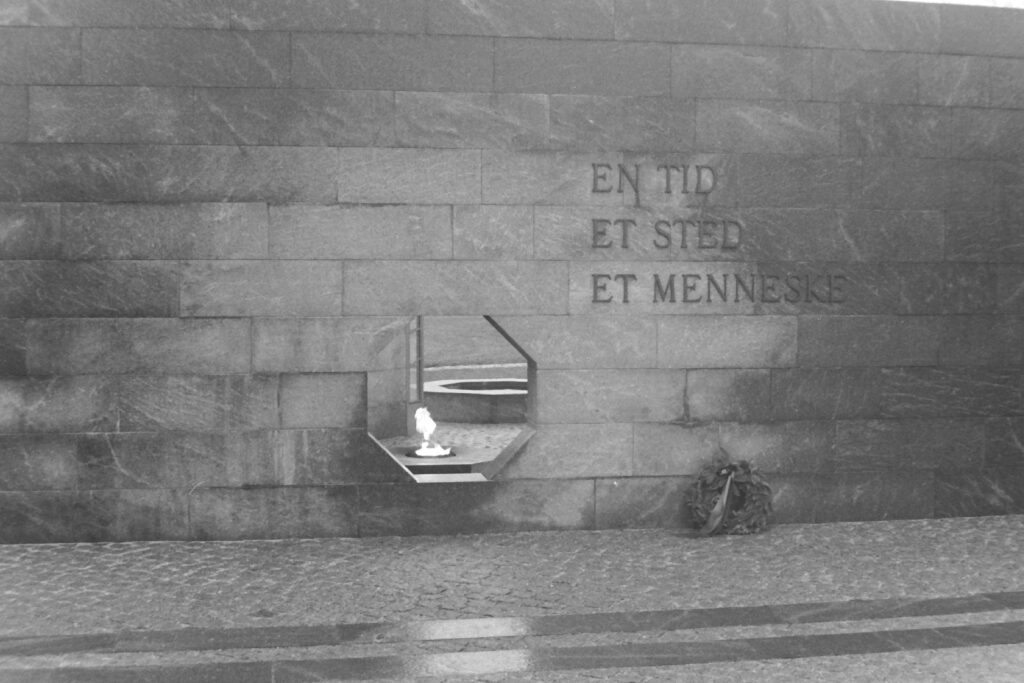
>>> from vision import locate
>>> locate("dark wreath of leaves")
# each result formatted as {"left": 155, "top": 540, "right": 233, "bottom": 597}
{"left": 688, "top": 452, "right": 772, "bottom": 536}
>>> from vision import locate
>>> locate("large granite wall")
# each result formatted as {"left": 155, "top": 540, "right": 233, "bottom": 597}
{"left": 1, "top": 0, "right": 1023, "bottom": 541}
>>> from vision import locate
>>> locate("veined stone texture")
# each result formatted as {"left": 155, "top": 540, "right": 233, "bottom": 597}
{"left": 3, "top": 0, "right": 1024, "bottom": 541}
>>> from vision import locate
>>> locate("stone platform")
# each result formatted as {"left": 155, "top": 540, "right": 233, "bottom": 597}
{"left": 1, "top": 515, "right": 1023, "bottom": 680}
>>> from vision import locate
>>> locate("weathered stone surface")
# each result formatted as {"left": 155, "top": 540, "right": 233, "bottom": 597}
{"left": 947, "top": 160, "right": 1001, "bottom": 211}
{"left": 483, "top": 151, "right": 632, "bottom": 206}
{"left": 195, "top": 88, "right": 395, "bottom": 147}
{"left": 813, "top": 50, "right": 920, "bottom": 104}
{"left": 672, "top": 46, "right": 811, "bottom": 100}
{"left": 357, "top": 479, "right": 595, "bottom": 536}
{"left": 231, "top": 0, "right": 423, "bottom": 32}
{"left": 697, "top": 100, "right": 839, "bottom": 155}
{"left": 998, "top": 265, "right": 1024, "bottom": 313}
{"left": 719, "top": 421, "right": 833, "bottom": 473}
{"left": 940, "top": 4, "right": 1024, "bottom": 58}
{"left": 29, "top": 0, "right": 231, "bottom": 27}
{"left": 453, "top": 205, "right": 534, "bottom": 260}
{"left": 732, "top": 155, "right": 853, "bottom": 208}
{"left": 489, "top": 315, "right": 657, "bottom": 369}
{"left": 787, "top": 0, "right": 940, "bottom": 51}
{"left": 26, "top": 318, "right": 251, "bottom": 375}
{"left": 337, "top": 148, "right": 480, "bottom": 204}
{"left": 292, "top": 34, "right": 492, "bottom": 91}
{"left": 0, "top": 435, "right": 77, "bottom": 490}
{"left": 918, "top": 55, "right": 990, "bottom": 107}
{"left": 536, "top": 369, "right": 686, "bottom": 424}
{"left": 396, "top": 92, "right": 548, "bottom": 150}
{"left": 615, "top": 0, "right": 786, "bottom": 46}
{"left": 344, "top": 261, "right": 568, "bottom": 315}
{"left": 279, "top": 373, "right": 366, "bottom": 430}
{"left": 632, "top": 422, "right": 717, "bottom": 476}
{"left": 935, "top": 466, "right": 1024, "bottom": 517}
{"left": 82, "top": 29, "right": 288, "bottom": 87}
{"left": 877, "top": 367, "right": 1023, "bottom": 419}
{"left": 264, "top": 429, "right": 407, "bottom": 485}
{"left": 190, "top": 486, "right": 358, "bottom": 541}
{"left": 687, "top": 369, "right": 771, "bottom": 422}
{"left": 771, "top": 368, "right": 883, "bottom": 420}
{"left": 0, "top": 202, "right": 60, "bottom": 258}
{"left": 836, "top": 210, "right": 944, "bottom": 262}
{"left": 854, "top": 158, "right": 949, "bottom": 209}
{"left": 834, "top": 418, "right": 985, "bottom": 472}
{"left": 812, "top": 472, "right": 934, "bottom": 522}
{"left": 840, "top": 104, "right": 950, "bottom": 158}
{"left": 0, "top": 2, "right": 28, "bottom": 25}
{"left": 940, "top": 316, "right": 1024, "bottom": 366}
{"left": 0, "top": 27, "right": 80, "bottom": 84}
{"left": 181, "top": 260, "right": 343, "bottom": 317}
{"left": 0, "top": 319, "right": 25, "bottom": 376}
{"left": 797, "top": 316, "right": 942, "bottom": 367}
{"left": 985, "top": 418, "right": 1024, "bottom": 467}
{"left": 951, "top": 109, "right": 1024, "bottom": 160}
{"left": 594, "top": 477, "right": 691, "bottom": 529}
{"left": 30, "top": 86, "right": 198, "bottom": 144}
{"left": 945, "top": 211, "right": 1011, "bottom": 263}
{"left": 500, "top": 423, "right": 633, "bottom": 479}
{"left": 0, "top": 86, "right": 26, "bottom": 141}
{"left": 0, "top": 376, "right": 117, "bottom": 434}
{"left": 495, "top": 39, "right": 670, "bottom": 96}
{"left": 62, "top": 203, "right": 267, "bottom": 260}
{"left": 116, "top": 375, "right": 278, "bottom": 432}
{"left": 424, "top": 315, "right": 525, "bottom": 366}
{"left": 253, "top": 317, "right": 409, "bottom": 373}
{"left": 549, "top": 96, "right": 696, "bottom": 152}
{"left": 269, "top": 205, "right": 450, "bottom": 260}
{"left": 0, "top": 260, "right": 179, "bottom": 317}
{"left": 656, "top": 316, "right": 796, "bottom": 368}
{"left": 991, "top": 58, "right": 1024, "bottom": 109}
{"left": 428, "top": 0, "right": 612, "bottom": 39}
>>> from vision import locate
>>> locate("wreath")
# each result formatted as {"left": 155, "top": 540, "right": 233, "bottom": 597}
{"left": 688, "top": 451, "right": 772, "bottom": 536}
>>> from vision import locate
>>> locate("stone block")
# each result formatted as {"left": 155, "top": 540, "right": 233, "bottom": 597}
{"left": 26, "top": 318, "right": 251, "bottom": 375}
{"left": 985, "top": 418, "right": 1024, "bottom": 467}
{"left": 279, "top": 373, "right": 366, "bottom": 429}
{"left": 0, "top": 144, "right": 338, "bottom": 203}
{"left": 0, "top": 319, "right": 25, "bottom": 376}
{"left": 253, "top": 317, "right": 409, "bottom": 373}
{"left": 814, "top": 472, "right": 934, "bottom": 522}
{"left": 771, "top": 368, "right": 884, "bottom": 420}
{"left": 999, "top": 265, "right": 1024, "bottom": 313}
{"left": 657, "top": 316, "right": 796, "bottom": 368}
{"left": 1, "top": 376, "right": 117, "bottom": 433}
{"left": 632, "top": 422, "right": 718, "bottom": 476}
{"left": 189, "top": 486, "right": 358, "bottom": 541}
{"left": 719, "top": 421, "right": 833, "bottom": 473}
{"left": 672, "top": 46, "right": 812, "bottom": 100}
{"left": 548, "top": 96, "right": 696, "bottom": 152}
{"left": 344, "top": 261, "right": 569, "bottom": 316}
{"left": 614, "top": 0, "right": 786, "bottom": 46}
{"left": 837, "top": 210, "right": 944, "bottom": 262}
{"left": 946, "top": 160, "right": 1000, "bottom": 211}
{"left": 944, "top": 211, "right": 1008, "bottom": 263}
{"left": 396, "top": 92, "right": 548, "bottom": 150}
{"left": 940, "top": 4, "right": 1024, "bottom": 58}
{"left": 337, "top": 148, "right": 481, "bottom": 204}
{"left": 427, "top": 0, "right": 613, "bottom": 38}
{"left": 840, "top": 104, "right": 950, "bottom": 158}
{"left": 0, "top": 27, "right": 80, "bottom": 84}
{"left": 787, "top": 0, "right": 940, "bottom": 51}
{"left": 263, "top": 429, "right": 408, "bottom": 485}
{"left": 797, "top": 316, "right": 942, "bottom": 367}
{"left": 0, "top": 3, "right": 27, "bottom": 25}
{"left": 835, "top": 418, "right": 985, "bottom": 472}
{"left": 940, "top": 316, "right": 1024, "bottom": 366}
{"left": 483, "top": 151, "right": 633, "bottom": 206}
{"left": 230, "top": 0, "right": 424, "bottom": 32}
{"left": 82, "top": 29, "right": 289, "bottom": 87}
{"left": 918, "top": 55, "right": 990, "bottom": 107}
{"left": 732, "top": 155, "right": 853, "bottom": 208}
{"left": 536, "top": 369, "right": 686, "bottom": 424}
{"left": 195, "top": 88, "right": 395, "bottom": 147}
{"left": 0, "top": 202, "right": 60, "bottom": 258}
{"left": 812, "top": 50, "right": 920, "bottom": 104}
{"left": 687, "top": 369, "right": 771, "bottom": 422}
{"left": 357, "top": 479, "right": 595, "bottom": 536}
{"left": 991, "top": 58, "right": 1024, "bottom": 109}
{"left": 498, "top": 423, "right": 633, "bottom": 478}
{"left": 595, "top": 477, "right": 692, "bottom": 529}
{"left": 854, "top": 158, "right": 949, "bottom": 209}
{"left": 181, "top": 260, "right": 342, "bottom": 317}
{"left": 0, "top": 86, "right": 26, "bottom": 141}
{"left": 453, "top": 205, "right": 534, "bottom": 260}
{"left": 951, "top": 109, "right": 1024, "bottom": 160}
{"left": 495, "top": 39, "right": 670, "bottom": 96}
{"left": 0, "top": 489, "right": 189, "bottom": 542}
{"left": 292, "top": 34, "right": 492, "bottom": 91}
{"left": 61, "top": 202, "right": 268, "bottom": 260}
{"left": 0, "top": 435, "right": 77, "bottom": 490}
{"left": 423, "top": 315, "right": 529, "bottom": 366}
{"left": 488, "top": 315, "right": 657, "bottom": 369}
{"left": 29, "top": 0, "right": 231, "bottom": 28}
{"left": 116, "top": 375, "right": 278, "bottom": 432}
{"left": 697, "top": 100, "right": 839, "bottom": 155}
{"left": 935, "top": 466, "right": 1024, "bottom": 517}
{"left": 0, "top": 260, "right": 179, "bottom": 317}
{"left": 877, "top": 367, "right": 1023, "bottom": 419}
{"left": 269, "top": 205, "right": 451, "bottom": 260}
{"left": 29, "top": 86, "right": 198, "bottom": 144}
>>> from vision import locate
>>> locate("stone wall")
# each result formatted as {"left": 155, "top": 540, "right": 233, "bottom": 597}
{"left": 1, "top": 0, "right": 1023, "bottom": 541}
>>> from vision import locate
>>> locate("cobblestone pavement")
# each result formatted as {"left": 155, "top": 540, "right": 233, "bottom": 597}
{"left": 1, "top": 516, "right": 1024, "bottom": 680}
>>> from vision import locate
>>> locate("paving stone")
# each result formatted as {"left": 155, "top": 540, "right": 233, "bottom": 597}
{"left": 427, "top": 0, "right": 613, "bottom": 39}
{"left": 0, "top": 27, "right": 80, "bottom": 84}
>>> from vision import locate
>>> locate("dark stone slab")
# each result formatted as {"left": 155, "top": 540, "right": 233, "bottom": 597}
{"left": 489, "top": 315, "right": 657, "bottom": 369}
{"left": 732, "top": 155, "right": 854, "bottom": 208}
{"left": 935, "top": 465, "right": 1024, "bottom": 516}
{"left": 944, "top": 211, "right": 1011, "bottom": 263}
{"left": 2, "top": 376, "right": 118, "bottom": 434}
{"left": 82, "top": 28, "right": 288, "bottom": 87}
{"left": 836, "top": 210, "right": 944, "bottom": 261}
{"left": 947, "top": 160, "right": 1002, "bottom": 211}
{"left": 951, "top": 108, "right": 1024, "bottom": 160}
{"left": 813, "top": 50, "right": 920, "bottom": 104}
{"left": 855, "top": 158, "right": 949, "bottom": 209}
{"left": 688, "top": 369, "right": 771, "bottom": 422}
{"left": 919, "top": 55, "right": 990, "bottom": 107}
{"left": 999, "top": 265, "right": 1024, "bottom": 312}
{"left": 771, "top": 368, "right": 884, "bottom": 421}
{"left": 359, "top": 479, "right": 595, "bottom": 536}
{"left": 495, "top": 39, "right": 670, "bottom": 96}
{"left": 631, "top": 422, "right": 718, "bottom": 477}
{"left": 189, "top": 486, "right": 359, "bottom": 540}
{"left": 483, "top": 151, "right": 634, "bottom": 206}
{"left": 615, "top": 0, "right": 787, "bottom": 46}
{"left": 337, "top": 148, "right": 481, "bottom": 204}
{"left": 262, "top": 429, "right": 408, "bottom": 485}
{"left": 29, "top": 0, "right": 231, "bottom": 28}
{"left": 672, "top": 46, "right": 812, "bottom": 100}
{"left": 940, "top": 316, "right": 1024, "bottom": 366}
{"left": 0, "top": 3, "right": 27, "bottom": 25}
{"left": 941, "top": 4, "right": 1024, "bottom": 58}
{"left": 0, "top": 27, "right": 80, "bottom": 84}
{"left": 991, "top": 58, "right": 1024, "bottom": 109}
{"left": 292, "top": 34, "right": 492, "bottom": 91}
{"left": 548, "top": 95, "right": 696, "bottom": 152}
{"left": 454, "top": 205, "right": 534, "bottom": 260}
{"left": 985, "top": 418, "right": 1024, "bottom": 467}
{"left": 115, "top": 375, "right": 278, "bottom": 432}
{"left": 0, "top": 435, "right": 77, "bottom": 490}
{"left": 799, "top": 472, "right": 933, "bottom": 522}
{"left": 595, "top": 477, "right": 692, "bottom": 529}
{"left": 0, "top": 86, "right": 27, "bottom": 141}
{"left": 279, "top": 373, "right": 366, "bottom": 430}
{"left": 787, "top": 0, "right": 940, "bottom": 51}
{"left": 798, "top": 315, "right": 941, "bottom": 367}
{"left": 698, "top": 100, "right": 839, "bottom": 155}
{"left": 499, "top": 423, "right": 633, "bottom": 479}
{"left": 0, "top": 318, "right": 26, "bottom": 376}
{"left": 427, "top": 0, "right": 612, "bottom": 39}
{"left": 834, "top": 419, "right": 985, "bottom": 471}
{"left": 536, "top": 369, "right": 686, "bottom": 424}
{"left": 719, "top": 421, "right": 834, "bottom": 473}
{"left": 840, "top": 103, "right": 950, "bottom": 158}
{"left": 657, "top": 316, "right": 796, "bottom": 368}
{"left": 253, "top": 317, "right": 408, "bottom": 373}
{"left": 396, "top": 92, "right": 548, "bottom": 150}
{"left": 181, "top": 260, "right": 343, "bottom": 318}
{"left": 231, "top": 0, "right": 424, "bottom": 32}
{"left": 878, "top": 367, "right": 1023, "bottom": 419}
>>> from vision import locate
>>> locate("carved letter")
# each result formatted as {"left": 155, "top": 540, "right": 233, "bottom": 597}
{"left": 653, "top": 220, "right": 672, "bottom": 249}
{"left": 592, "top": 163, "right": 613, "bottom": 193}
{"left": 734, "top": 274, "right": 756, "bottom": 303}
{"left": 761, "top": 274, "right": 781, "bottom": 303}
{"left": 682, "top": 274, "right": 702, "bottom": 303}
{"left": 657, "top": 165, "right": 680, "bottom": 194}
{"left": 698, "top": 221, "right": 719, "bottom": 249}
{"left": 722, "top": 220, "right": 742, "bottom": 249}
{"left": 784, "top": 275, "right": 803, "bottom": 303}
{"left": 614, "top": 218, "right": 636, "bottom": 249}
{"left": 592, "top": 219, "right": 612, "bottom": 248}
{"left": 592, "top": 274, "right": 613, "bottom": 303}
{"left": 653, "top": 274, "right": 676, "bottom": 303}
{"left": 695, "top": 165, "right": 717, "bottom": 195}
{"left": 614, "top": 273, "right": 639, "bottom": 303}
{"left": 829, "top": 274, "right": 848, "bottom": 304}
{"left": 618, "top": 164, "right": 640, "bottom": 204}
{"left": 707, "top": 273, "right": 728, "bottom": 303}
